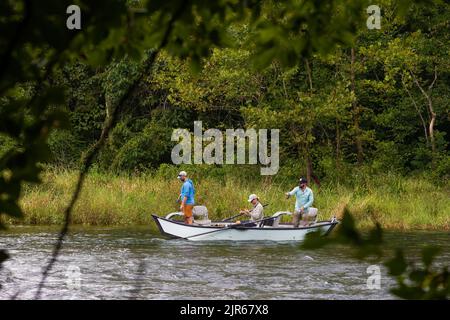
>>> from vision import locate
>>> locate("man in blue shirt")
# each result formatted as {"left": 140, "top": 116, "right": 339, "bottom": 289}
{"left": 178, "top": 171, "right": 195, "bottom": 224}
{"left": 285, "top": 177, "right": 314, "bottom": 227}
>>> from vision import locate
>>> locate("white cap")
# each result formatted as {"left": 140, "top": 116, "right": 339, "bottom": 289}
{"left": 248, "top": 194, "right": 258, "bottom": 202}
{"left": 177, "top": 171, "right": 187, "bottom": 179}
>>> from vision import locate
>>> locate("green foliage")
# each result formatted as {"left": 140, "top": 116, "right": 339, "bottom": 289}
{"left": 249, "top": 0, "right": 367, "bottom": 69}
{"left": 385, "top": 247, "right": 449, "bottom": 299}
{"left": 110, "top": 121, "right": 172, "bottom": 172}
{"left": 56, "top": 62, "right": 106, "bottom": 143}
{"left": 0, "top": 0, "right": 161, "bottom": 270}
{"left": 0, "top": 134, "right": 17, "bottom": 159}
{"left": 302, "top": 207, "right": 384, "bottom": 258}
{"left": 47, "top": 129, "right": 85, "bottom": 167}
{"left": 0, "top": 0, "right": 255, "bottom": 231}
{"left": 20, "top": 0, "right": 448, "bottom": 184}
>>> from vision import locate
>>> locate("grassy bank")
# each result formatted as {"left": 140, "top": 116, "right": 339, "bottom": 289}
{"left": 3, "top": 168, "right": 449, "bottom": 230}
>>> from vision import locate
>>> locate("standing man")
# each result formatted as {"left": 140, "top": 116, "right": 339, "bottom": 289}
{"left": 177, "top": 171, "right": 195, "bottom": 225}
{"left": 285, "top": 177, "right": 314, "bottom": 227}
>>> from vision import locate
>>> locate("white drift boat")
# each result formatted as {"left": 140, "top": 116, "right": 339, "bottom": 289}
{"left": 152, "top": 206, "right": 338, "bottom": 242}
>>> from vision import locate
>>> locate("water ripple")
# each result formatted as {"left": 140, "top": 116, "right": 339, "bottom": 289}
{"left": 0, "top": 227, "right": 448, "bottom": 299}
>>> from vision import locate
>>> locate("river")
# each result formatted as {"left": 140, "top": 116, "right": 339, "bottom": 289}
{"left": 0, "top": 226, "right": 448, "bottom": 300}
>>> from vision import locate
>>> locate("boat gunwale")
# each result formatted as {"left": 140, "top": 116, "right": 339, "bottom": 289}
{"left": 151, "top": 214, "right": 338, "bottom": 231}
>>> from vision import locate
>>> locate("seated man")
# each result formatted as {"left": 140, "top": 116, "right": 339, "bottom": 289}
{"left": 239, "top": 194, "right": 264, "bottom": 225}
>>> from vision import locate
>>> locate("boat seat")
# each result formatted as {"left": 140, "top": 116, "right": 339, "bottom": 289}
{"left": 270, "top": 211, "right": 291, "bottom": 227}
{"left": 296, "top": 208, "right": 318, "bottom": 226}
{"left": 305, "top": 207, "right": 318, "bottom": 223}
{"left": 193, "top": 205, "right": 211, "bottom": 225}
{"left": 193, "top": 205, "right": 208, "bottom": 219}
{"left": 271, "top": 216, "right": 281, "bottom": 227}
{"left": 193, "top": 219, "right": 212, "bottom": 226}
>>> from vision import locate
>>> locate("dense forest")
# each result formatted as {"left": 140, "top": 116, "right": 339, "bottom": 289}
{"left": 38, "top": 3, "right": 450, "bottom": 183}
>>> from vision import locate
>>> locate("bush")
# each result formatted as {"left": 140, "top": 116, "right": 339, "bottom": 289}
{"left": 47, "top": 130, "right": 85, "bottom": 167}
{"left": 110, "top": 121, "right": 172, "bottom": 172}
{"left": 371, "top": 141, "right": 406, "bottom": 173}
{"left": 0, "top": 134, "right": 17, "bottom": 158}
{"left": 434, "top": 154, "right": 450, "bottom": 182}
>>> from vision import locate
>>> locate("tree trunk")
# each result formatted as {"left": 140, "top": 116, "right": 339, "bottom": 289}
{"left": 305, "top": 58, "right": 313, "bottom": 92}
{"left": 402, "top": 79, "right": 429, "bottom": 146}
{"left": 429, "top": 113, "right": 436, "bottom": 157}
{"left": 411, "top": 69, "right": 437, "bottom": 168}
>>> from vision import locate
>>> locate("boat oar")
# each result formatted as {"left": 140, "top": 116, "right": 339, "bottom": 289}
{"left": 181, "top": 216, "right": 276, "bottom": 240}
{"left": 220, "top": 203, "right": 270, "bottom": 222}
{"left": 220, "top": 212, "right": 245, "bottom": 222}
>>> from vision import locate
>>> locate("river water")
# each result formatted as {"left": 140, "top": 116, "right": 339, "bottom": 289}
{"left": 0, "top": 226, "right": 448, "bottom": 300}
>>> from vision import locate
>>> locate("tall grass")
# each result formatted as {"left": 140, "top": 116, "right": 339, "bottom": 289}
{"left": 3, "top": 168, "right": 449, "bottom": 230}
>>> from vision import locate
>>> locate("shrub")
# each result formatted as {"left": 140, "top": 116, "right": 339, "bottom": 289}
{"left": 110, "top": 122, "right": 172, "bottom": 172}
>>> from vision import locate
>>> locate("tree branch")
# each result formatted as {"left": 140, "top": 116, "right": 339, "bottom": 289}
{"left": 34, "top": 2, "right": 188, "bottom": 299}
{"left": 428, "top": 66, "right": 438, "bottom": 91}
{"left": 409, "top": 70, "right": 437, "bottom": 161}
{"left": 401, "top": 78, "right": 429, "bottom": 146}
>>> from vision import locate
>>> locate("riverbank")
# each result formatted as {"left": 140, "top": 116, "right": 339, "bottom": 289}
{"left": 2, "top": 168, "right": 449, "bottom": 230}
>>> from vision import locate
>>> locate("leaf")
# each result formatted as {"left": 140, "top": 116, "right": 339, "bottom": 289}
{"left": 422, "top": 246, "right": 441, "bottom": 269}
{"left": 409, "top": 270, "right": 428, "bottom": 283}
{"left": 0, "top": 249, "right": 9, "bottom": 266}
{"left": 338, "top": 208, "right": 362, "bottom": 245}
{"left": 391, "top": 284, "right": 425, "bottom": 300}
{"left": 0, "top": 199, "right": 23, "bottom": 218}
{"left": 301, "top": 229, "right": 329, "bottom": 249}
{"left": 385, "top": 249, "right": 408, "bottom": 276}
{"left": 367, "top": 222, "right": 383, "bottom": 245}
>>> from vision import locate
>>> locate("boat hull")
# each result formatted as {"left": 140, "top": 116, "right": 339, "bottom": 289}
{"left": 152, "top": 215, "right": 338, "bottom": 242}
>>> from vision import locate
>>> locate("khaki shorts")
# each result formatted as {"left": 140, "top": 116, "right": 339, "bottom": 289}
{"left": 293, "top": 209, "right": 316, "bottom": 227}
